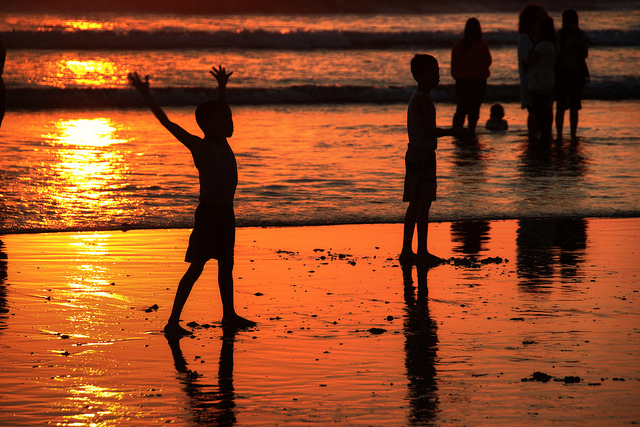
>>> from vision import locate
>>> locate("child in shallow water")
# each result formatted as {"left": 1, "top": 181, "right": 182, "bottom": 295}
{"left": 485, "top": 103, "right": 509, "bottom": 131}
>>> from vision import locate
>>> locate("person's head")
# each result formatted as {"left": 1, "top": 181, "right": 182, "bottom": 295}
{"left": 518, "top": 3, "right": 546, "bottom": 35}
{"left": 562, "top": 9, "right": 579, "bottom": 29}
{"left": 196, "top": 100, "right": 233, "bottom": 138}
{"left": 411, "top": 54, "right": 439, "bottom": 88}
{"left": 464, "top": 18, "right": 482, "bottom": 42}
{"left": 490, "top": 103, "right": 505, "bottom": 119}
{"left": 538, "top": 15, "right": 556, "bottom": 42}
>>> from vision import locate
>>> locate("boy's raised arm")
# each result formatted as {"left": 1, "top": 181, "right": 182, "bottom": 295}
{"left": 209, "top": 65, "right": 233, "bottom": 104}
{"left": 128, "top": 72, "right": 196, "bottom": 146}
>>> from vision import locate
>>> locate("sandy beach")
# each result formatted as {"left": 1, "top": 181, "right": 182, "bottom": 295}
{"left": 0, "top": 217, "right": 638, "bottom": 426}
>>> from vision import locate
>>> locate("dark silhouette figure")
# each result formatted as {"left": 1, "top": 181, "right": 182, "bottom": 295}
{"left": 450, "top": 17, "right": 492, "bottom": 137}
{"left": 166, "top": 332, "right": 237, "bottom": 426}
{"left": 450, "top": 220, "right": 491, "bottom": 255}
{"left": 555, "top": 9, "right": 590, "bottom": 141}
{"left": 0, "top": 40, "right": 6, "bottom": 128}
{"left": 402, "top": 263, "right": 438, "bottom": 425}
{"left": 128, "top": 66, "right": 255, "bottom": 336}
{"left": 485, "top": 104, "right": 508, "bottom": 131}
{"left": 518, "top": 4, "right": 547, "bottom": 139}
{"left": 525, "top": 15, "right": 557, "bottom": 144}
{"left": 515, "top": 218, "right": 587, "bottom": 293}
{"left": 400, "top": 54, "right": 470, "bottom": 267}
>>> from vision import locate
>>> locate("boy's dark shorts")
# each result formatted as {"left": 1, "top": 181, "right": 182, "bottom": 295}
{"left": 403, "top": 146, "right": 437, "bottom": 202}
{"left": 185, "top": 201, "right": 235, "bottom": 263}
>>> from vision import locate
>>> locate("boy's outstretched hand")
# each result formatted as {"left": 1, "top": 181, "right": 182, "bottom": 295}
{"left": 128, "top": 72, "right": 150, "bottom": 93}
{"left": 209, "top": 65, "right": 233, "bottom": 87}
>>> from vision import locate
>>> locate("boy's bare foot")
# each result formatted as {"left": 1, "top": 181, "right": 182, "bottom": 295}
{"left": 222, "top": 314, "right": 256, "bottom": 331}
{"left": 399, "top": 251, "right": 417, "bottom": 265}
{"left": 416, "top": 252, "right": 445, "bottom": 267}
{"left": 163, "top": 322, "right": 193, "bottom": 337}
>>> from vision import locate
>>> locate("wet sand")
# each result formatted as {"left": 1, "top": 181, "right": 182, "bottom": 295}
{"left": 0, "top": 218, "right": 638, "bottom": 426}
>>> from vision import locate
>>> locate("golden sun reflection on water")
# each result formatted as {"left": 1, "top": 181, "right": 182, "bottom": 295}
{"left": 41, "top": 118, "right": 132, "bottom": 229}
{"left": 64, "top": 60, "right": 118, "bottom": 87}
{"left": 66, "top": 234, "right": 131, "bottom": 303}
{"left": 46, "top": 118, "right": 127, "bottom": 148}
{"left": 43, "top": 58, "right": 120, "bottom": 88}
{"left": 64, "top": 20, "right": 114, "bottom": 31}
{"left": 63, "top": 383, "right": 132, "bottom": 426}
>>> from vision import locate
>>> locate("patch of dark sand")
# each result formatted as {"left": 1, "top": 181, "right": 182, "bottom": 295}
{"left": 521, "top": 372, "right": 583, "bottom": 384}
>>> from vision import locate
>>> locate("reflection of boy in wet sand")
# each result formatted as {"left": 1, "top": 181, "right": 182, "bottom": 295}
{"left": 400, "top": 54, "right": 469, "bottom": 266}
{"left": 128, "top": 66, "right": 255, "bottom": 335}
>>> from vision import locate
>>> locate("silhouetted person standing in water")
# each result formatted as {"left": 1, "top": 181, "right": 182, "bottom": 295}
{"left": 526, "top": 16, "right": 557, "bottom": 144}
{"left": 400, "top": 54, "right": 469, "bottom": 266}
{"left": 0, "top": 40, "right": 6, "bottom": 128}
{"left": 555, "top": 9, "right": 589, "bottom": 141}
{"left": 518, "top": 3, "right": 547, "bottom": 139}
{"left": 128, "top": 66, "right": 255, "bottom": 336}
{"left": 451, "top": 17, "right": 492, "bottom": 137}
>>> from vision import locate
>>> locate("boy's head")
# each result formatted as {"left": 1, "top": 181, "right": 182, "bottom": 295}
{"left": 490, "top": 103, "right": 505, "bottom": 119}
{"left": 196, "top": 100, "right": 233, "bottom": 138}
{"left": 410, "top": 54, "right": 439, "bottom": 88}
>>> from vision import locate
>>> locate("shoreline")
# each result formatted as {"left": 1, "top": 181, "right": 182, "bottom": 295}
{"left": 2, "top": 213, "right": 640, "bottom": 236}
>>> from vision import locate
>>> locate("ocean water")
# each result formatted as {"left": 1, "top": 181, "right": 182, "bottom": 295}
{"left": 1, "top": 7, "right": 639, "bottom": 233}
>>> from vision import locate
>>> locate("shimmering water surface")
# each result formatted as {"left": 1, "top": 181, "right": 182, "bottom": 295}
{"left": 1, "top": 101, "right": 639, "bottom": 233}
{"left": 2, "top": 8, "right": 639, "bottom": 233}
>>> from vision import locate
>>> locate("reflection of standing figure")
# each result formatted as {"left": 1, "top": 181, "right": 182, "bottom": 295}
{"left": 402, "top": 264, "right": 438, "bottom": 425}
{"left": 166, "top": 332, "right": 237, "bottom": 426}
{"left": 555, "top": 9, "right": 590, "bottom": 141}
{"left": 517, "top": 4, "right": 547, "bottom": 139}
{"left": 515, "top": 218, "right": 587, "bottom": 293}
{"left": 0, "top": 240, "right": 8, "bottom": 333}
{"left": 450, "top": 220, "right": 491, "bottom": 255}
{"left": 0, "top": 40, "right": 7, "bottom": 128}
{"left": 451, "top": 18, "right": 492, "bottom": 137}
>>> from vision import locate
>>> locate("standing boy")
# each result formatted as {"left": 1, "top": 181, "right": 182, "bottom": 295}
{"left": 128, "top": 66, "right": 255, "bottom": 335}
{"left": 400, "top": 54, "right": 469, "bottom": 266}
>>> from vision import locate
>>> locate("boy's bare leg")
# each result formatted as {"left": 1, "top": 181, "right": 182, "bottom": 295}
{"left": 218, "top": 258, "right": 256, "bottom": 330}
{"left": 400, "top": 202, "right": 418, "bottom": 264}
{"left": 415, "top": 201, "right": 444, "bottom": 266}
{"left": 164, "top": 261, "right": 206, "bottom": 336}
